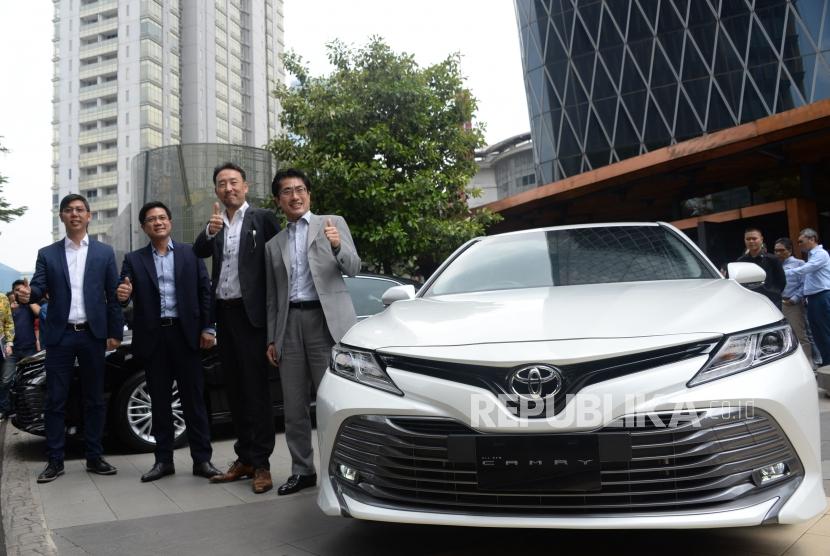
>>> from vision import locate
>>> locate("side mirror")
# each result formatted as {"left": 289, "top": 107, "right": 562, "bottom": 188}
{"left": 726, "top": 262, "right": 766, "bottom": 285}
{"left": 381, "top": 284, "right": 416, "bottom": 306}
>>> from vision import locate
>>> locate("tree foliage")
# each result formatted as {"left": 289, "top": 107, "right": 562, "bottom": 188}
{"left": 268, "top": 37, "right": 500, "bottom": 276}
{"left": 0, "top": 138, "right": 27, "bottom": 232}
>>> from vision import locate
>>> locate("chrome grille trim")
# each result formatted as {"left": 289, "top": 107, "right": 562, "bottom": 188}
{"left": 330, "top": 409, "right": 802, "bottom": 514}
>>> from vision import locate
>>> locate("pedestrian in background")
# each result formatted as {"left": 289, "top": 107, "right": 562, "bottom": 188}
{"left": 11, "top": 279, "right": 41, "bottom": 359}
{"left": 785, "top": 228, "right": 830, "bottom": 366}
{"left": 194, "top": 162, "right": 281, "bottom": 494}
{"left": 774, "top": 238, "right": 814, "bottom": 366}
{"left": 0, "top": 291, "right": 14, "bottom": 420}
{"left": 737, "top": 227, "right": 786, "bottom": 309}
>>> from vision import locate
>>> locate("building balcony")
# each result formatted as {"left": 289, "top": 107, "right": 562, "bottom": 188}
{"left": 78, "top": 81, "right": 118, "bottom": 102}
{"left": 79, "top": 148, "right": 118, "bottom": 167}
{"left": 89, "top": 195, "right": 119, "bottom": 211}
{"left": 78, "top": 104, "right": 118, "bottom": 124}
{"left": 79, "top": 127, "right": 118, "bottom": 145}
{"left": 79, "top": 59, "right": 118, "bottom": 80}
{"left": 79, "top": 17, "right": 118, "bottom": 39}
{"left": 87, "top": 221, "right": 114, "bottom": 236}
{"left": 80, "top": 37, "right": 118, "bottom": 58}
{"left": 80, "top": 0, "right": 118, "bottom": 19}
{"left": 79, "top": 170, "right": 117, "bottom": 187}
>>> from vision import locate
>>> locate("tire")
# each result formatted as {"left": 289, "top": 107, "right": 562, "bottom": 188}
{"left": 111, "top": 371, "right": 187, "bottom": 453}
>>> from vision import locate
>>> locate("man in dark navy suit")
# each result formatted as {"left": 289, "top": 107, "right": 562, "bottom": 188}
{"left": 117, "top": 201, "right": 222, "bottom": 483}
{"left": 194, "top": 162, "right": 280, "bottom": 493}
{"left": 17, "top": 194, "right": 123, "bottom": 483}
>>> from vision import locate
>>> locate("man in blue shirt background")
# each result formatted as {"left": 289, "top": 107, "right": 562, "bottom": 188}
{"left": 785, "top": 228, "right": 830, "bottom": 365}
{"left": 775, "top": 237, "right": 816, "bottom": 367}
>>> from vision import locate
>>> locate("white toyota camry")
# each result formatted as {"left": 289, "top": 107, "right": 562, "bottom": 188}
{"left": 316, "top": 222, "right": 826, "bottom": 529}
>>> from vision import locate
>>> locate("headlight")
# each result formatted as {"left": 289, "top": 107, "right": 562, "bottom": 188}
{"left": 330, "top": 344, "right": 403, "bottom": 396}
{"left": 688, "top": 322, "right": 796, "bottom": 387}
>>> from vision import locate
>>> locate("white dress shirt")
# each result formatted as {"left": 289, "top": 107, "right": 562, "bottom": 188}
{"left": 65, "top": 234, "right": 89, "bottom": 323}
{"left": 288, "top": 211, "right": 319, "bottom": 303}
{"left": 207, "top": 201, "right": 249, "bottom": 300}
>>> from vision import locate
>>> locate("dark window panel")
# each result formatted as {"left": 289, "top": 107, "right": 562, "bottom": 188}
{"left": 643, "top": 95, "right": 672, "bottom": 150}
{"left": 559, "top": 154, "right": 582, "bottom": 176}
{"left": 628, "top": 3, "right": 654, "bottom": 41}
{"left": 681, "top": 34, "right": 711, "bottom": 80}
{"left": 558, "top": 112, "right": 583, "bottom": 158}
{"left": 714, "top": 23, "right": 747, "bottom": 73}
{"left": 657, "top": 1, "right": 685, "bottom": 34}
{"left": 746, "top": 16, "right": 780, "bottom": 67}
{"left": 545, "top": 20, "right": 569, "bottom": 64}
{"left": 777, "top": 57, "right": 809, "bottom": 107}
{"left": 599, "top": 4, "right": 626, "bottom": 49}
{"left": 572, "top": 12, "right": 596, "bottom": 55}
{"left": 621, "top": 90, "right": 648, "bottom": 132}
{"left": 739, "top": 76, "right": 769, "bottom": 123}
{"left": 722, "top": 14, "right": 752, "bottom": 64}
{"left": 688, "top": 22, "right": 718, "bottom": 69}
{"left": 565, "top": 102, "right": 590, "bottom": 143}
{"left": 548, "top": 0, "right": 570, "bottom": 16}
{"left": 651, "top": 43, "right": 679, "bottom": 86}
{"left": 675, "top": 91, "right": 704, "bottom": 142}
{"left": 549, "top": 58, "right": 570, "bottom": 104}
{"left": 537, "top": 112, "right": 558, "bottom": 162}
{"left": 543, "top": 66, "right": 564, "bottom": 111}
{"left": 605, "top": 0, "right": 631, "bottom": 35}
{"left": 522, "top": 26, "right": 544, "bottom": 71}
{"left": 748, "top": 62, "right": 779, "bottom": 110}
{"left": 628, "top": 38, "right": 654, "bottom": 72}
{"left": 635, "top": 0, "right": 658, "bottom": 30}
{"left": 551, "top": 8, "right": 575, "bottom": 53}
{"left": 707, "top": 83, "right": 739, "bottom": 132}
{"left": 581, "top": 155, "right": 593, "bottom": 173}
{"left": 592, "top": 57, "right": 618, "bottom": 99}
{"left": 682, "top": 77, "right": 711, "bottom": 121}
{"left": 620, "top": 48, "right": 649, "bottom": 94}
{"left": 714, "top": 70, "right": 744, "bottom": 114}
{"left": 578, "top": 1, "right": 603, "bottom": 40}
{"left": 660, "top": 29, "right": 686, "bottom": 70}
{"left": 720, "top": 0, "right": 752, "bottom": 18}
{"left": 585, "top": 107, "right": 612, "bottom": 153}
{"left": 594, "top": 96, "right": 618, "bottom": 128}
{"left": 527, "top": 67, "right": 547, "bottom": 112}
{"left": 572, "top": 52, "right": 596, "bottom": 94}
{"left": 782, "top": 6, "right": 819, "bottom": 60}
{"left": 670, "top": 0, "right": 691, "bottom": 23}
{"left": 688, "top": 0, "right": 717, "bottom": 27}
{"left": 755, "top": 4, "right": 789, "bottom": 54}
{"left": 598, "top": 44, "right": 625, "bottom": 80}
{"left": 820, "top": 1, "right": 830, "bottom": 49}
{"left": 651, "top": 84, "right": 679, "bottom": 130}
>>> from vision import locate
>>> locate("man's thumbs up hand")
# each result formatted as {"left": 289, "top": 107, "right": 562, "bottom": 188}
{"left": 208, "top": 202, "right": 224, "bottom": 235}
{"left": 323, "top": 218, "right": 340, "bottom": 249}
{"left": 116, "top": 276, "right": 133, "bottom": 303}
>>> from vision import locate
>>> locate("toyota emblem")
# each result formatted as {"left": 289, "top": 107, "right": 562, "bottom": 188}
{"left": 509, "top": 365, "right": 563, "bottom": 401}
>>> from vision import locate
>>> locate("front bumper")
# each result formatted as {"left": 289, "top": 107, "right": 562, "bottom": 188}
{"left": 316, "top": 350, "right": 826, "bottom": 528}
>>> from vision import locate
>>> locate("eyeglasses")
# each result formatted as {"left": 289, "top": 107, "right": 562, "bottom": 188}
{"left": 144, "top": 215, "right": 169, "bottom": 224}
{"left": 278, "top": 185, "right": 308, "bottom": 197}
{"left": 216, "top": 180, "right": 243, "bottom": 190}
{"left": 61, "top": 206, "right": 88, "bottom": 215}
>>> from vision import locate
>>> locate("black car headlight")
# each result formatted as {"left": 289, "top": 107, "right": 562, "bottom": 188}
{"left": 688, "top": 322, "right": 797, "bottom": 387}
{"left": 330, "top": 344, "right": 403, "bottom": 396}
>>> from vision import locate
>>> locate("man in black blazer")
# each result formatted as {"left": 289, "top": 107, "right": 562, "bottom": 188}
{"left": 117, "top": 201, "right": 222, "bottom": 482}
{"left": 193, "top": 162, "right": 280, "bottom": 493}
{"left": 17, "top": 194, "right": 123, "bottom": 483}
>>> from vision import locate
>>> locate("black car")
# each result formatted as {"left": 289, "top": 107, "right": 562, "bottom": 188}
{"left": 11, "top": 273, "right": 418, "bottom": 452}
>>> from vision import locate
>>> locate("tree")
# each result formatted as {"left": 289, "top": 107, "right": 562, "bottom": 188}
{"left": 268, "top": 37, "right": 500, "bottom": 276}
{"left": 0, "top": 138, "right": 27, "bottom": 231}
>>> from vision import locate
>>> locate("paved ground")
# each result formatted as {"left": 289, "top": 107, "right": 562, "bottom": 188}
{"left": 2, "top": 397, "right": 830, "bottom": 556}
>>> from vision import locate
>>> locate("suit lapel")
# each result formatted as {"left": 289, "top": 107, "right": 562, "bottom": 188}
{"left": 238, "top": 208, "right": 253, "bottom": 270}
{"left": 139, "top": 244, "right": 160, "bottom": 292}
{"left": 306, "top": 213, "right": 321, "bottom": 250}
{"left": 172, "top": 240, "right": 184, "bottom": 288}
{"left": 57, "top": 240, "right": 71, "bottom": 289}
{"left": 278, "top": 228, "right": 291, "bottom": 274}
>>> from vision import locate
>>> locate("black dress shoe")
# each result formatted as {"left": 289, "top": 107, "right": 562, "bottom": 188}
{"left": 86, "top": 457, "right": 117, "bottom": 476}
{"left": 192, "top": 461, "right": 222, "bottom": 479}
{"left": 141, "top": 462, "right": 175, "bottom": 482}
{"left": 277, "top": 473, "right": 317, "bottom": 496}
{"left": 37, "top": 461, "right": 64, "bottom": 483}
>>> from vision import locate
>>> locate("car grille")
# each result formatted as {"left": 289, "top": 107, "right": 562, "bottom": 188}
{"left": 12, "top": 359, "right": 47, "bottom": 435}
{"left": 330, "top": 409, "right": 802, "bottom": 515}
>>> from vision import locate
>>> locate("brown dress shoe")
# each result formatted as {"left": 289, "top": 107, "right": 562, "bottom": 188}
{"left": 252, "top": 468, "right": 273, "bottom": 494}
{"left": 209, "top": 460, "right": 255, "bottom": 483}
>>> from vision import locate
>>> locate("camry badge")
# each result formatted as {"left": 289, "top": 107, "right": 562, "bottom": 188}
{"left": 509, "top": 365, "right": 563, "bottom": 401}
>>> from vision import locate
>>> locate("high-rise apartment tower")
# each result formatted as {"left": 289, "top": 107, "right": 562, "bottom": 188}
{"left": 51, "top": 0, "right": 284, "bottom": 239}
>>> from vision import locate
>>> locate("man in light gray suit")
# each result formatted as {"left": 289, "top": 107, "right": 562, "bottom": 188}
{"left": 265, "top": 168, "right": 361, "bottom": 495}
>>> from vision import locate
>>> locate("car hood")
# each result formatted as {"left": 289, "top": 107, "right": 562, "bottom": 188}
{"left": 343, "top": 279, "right": 782, "bottom": 352}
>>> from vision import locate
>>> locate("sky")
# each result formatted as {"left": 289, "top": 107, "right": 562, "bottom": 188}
{"left": 0, "top": 1, "right": 529, "bottom": 273}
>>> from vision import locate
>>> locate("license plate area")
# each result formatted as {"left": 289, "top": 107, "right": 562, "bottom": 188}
{"left": 476, "top": 435, "right": 601, "bottom": 492}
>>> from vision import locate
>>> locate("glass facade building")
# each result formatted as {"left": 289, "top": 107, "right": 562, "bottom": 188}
{"left": 516, "top": 0, "right": 830, "bottom": 184}
{"left": 107, "top": 143, "right": 274, "bottom": 260}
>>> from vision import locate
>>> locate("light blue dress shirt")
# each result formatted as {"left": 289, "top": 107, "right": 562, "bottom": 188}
{"left": 781, "top": 256, "right": 805, "bottom": 302}
{"left": 152, "top": 240, "right": 178, "bottom": 318}
{"left": 785, "top": 245, "right": 830, "bottom": 297}
{"left": 287, "top": 211, "right": 319, "bottom": 303}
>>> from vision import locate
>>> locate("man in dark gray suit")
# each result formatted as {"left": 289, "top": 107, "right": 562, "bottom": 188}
{"left": 265, "top": 168, "right": 361, "bottom": 495}
{"left": 194, "top": 162, "right": 280, "bottom": 494}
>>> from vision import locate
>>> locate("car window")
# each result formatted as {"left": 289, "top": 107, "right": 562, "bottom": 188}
{"left": 426, "top": 226, "right": 717, "bottom": 296}
{"left": 346, "top": 277, "right": 400, "bottom": 317}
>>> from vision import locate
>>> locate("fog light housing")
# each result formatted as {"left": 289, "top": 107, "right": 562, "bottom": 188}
{"left": 338, "top": 464, "right": 359, "bottom": 483}
{"left": 752, "top": 462, "right": 790, "bottom": 486}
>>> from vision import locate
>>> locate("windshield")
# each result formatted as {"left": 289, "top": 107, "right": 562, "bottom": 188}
{"left": 425, "top": 225, "right": 717, "bottom": 296}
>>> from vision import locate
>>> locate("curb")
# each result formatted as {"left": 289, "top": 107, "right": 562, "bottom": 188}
{"left": 1, "top": 426, "right": 56, "bottom": 556}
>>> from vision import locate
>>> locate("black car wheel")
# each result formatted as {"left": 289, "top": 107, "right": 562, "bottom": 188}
{"left": 111, "top": 371, "right": 187, "bottom": 453}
